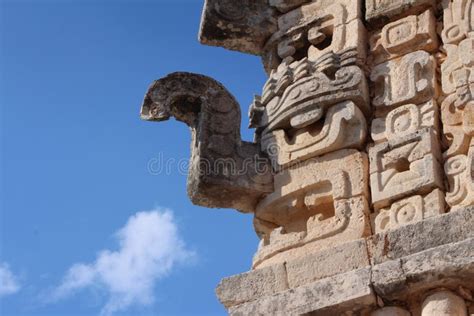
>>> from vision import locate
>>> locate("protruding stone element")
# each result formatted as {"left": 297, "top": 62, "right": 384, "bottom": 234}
{"left": 369, "top": 128, "right": 444, "bottom": 210}
{"left": 262, "top": 0, "right": 366, "bottom": 72}
{"left": 216, "top": 263, "right": 288, "bottom": 309}
{"left": 262, "top": 101, "right": 367, "bottom": 169}
{"left": 371, "top": 50, "right": 437, "bottom": 110}
{"left": 421, "top": 290, "right": 468, "bottom": 316}
{"left": 371, "top": 100, "right": 439, "bottom": 143}
{"left": 366, "top": 0, "right": 436, "bottom": 24}
{"left": 199, "top": 0, "right": 277, "bottom": 55}
{"left": 269, "top": 0, "right": 309, "bottom": 13}
{"left": 228, "top": 268, "right": 376, "bottom": 316}
{"left": 253, "top": 149, "right": 370, "bottom": 267}
{"left": 369, "top": 9, "right": 438, "bottom": 65}
{"left": 371, "top": 306, "right": 411, "bottom": 316}
{"left": 374, "top": 189, "right": 445, "bottom": 233}
{"left": 445, "top": 141, "right": 474, "bottom": 208}
{"left": 141, "top": 72, "right": 273, "bottom": 213}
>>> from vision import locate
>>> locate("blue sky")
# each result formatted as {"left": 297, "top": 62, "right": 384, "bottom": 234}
{"left": 0, "top": 1, "right": 268, "bottom": 315}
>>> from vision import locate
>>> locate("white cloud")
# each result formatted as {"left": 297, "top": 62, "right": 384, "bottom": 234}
{"left": 50, "top": 209, "right": 195, "bottom": 315}
{"left": 0, "top": 262, "right": 21, "bottom": 297}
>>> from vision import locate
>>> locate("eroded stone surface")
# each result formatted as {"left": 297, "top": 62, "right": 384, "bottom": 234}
{"left": 366, "top": 0, "right": 436, "bottom": 24}
{"left": 421, "top": 290, "right": 468, "bottom": 316}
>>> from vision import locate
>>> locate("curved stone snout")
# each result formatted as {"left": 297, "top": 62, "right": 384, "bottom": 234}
{"left": 140, "top": 72, "right": 274, "bottom": 213}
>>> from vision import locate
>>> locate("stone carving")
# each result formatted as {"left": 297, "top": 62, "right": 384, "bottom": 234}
{"left": 441, "top": 93, "right": 474, "bottom": 158}
{"left": 140, "top": 72, "right": 273, "bottom": 213}
{"left": 262, "top": 101, "right": 367, "bottom": 169}
{"left": 421, "top": 290, "right": 468, "bottom": 316}
{"left": 371, "top": 100, "right": 439, "bottom": 143}
{"left": 441, "top": 0, "right": 474, "bottom": 46}
{"left": 142, "top": 1, "right": 474, "bottom": 315}
{"left": 371, "top": 50, "right": 438, "bottom": 110}
{"left": 262, "top": 0, "right": 366, "bottom": 72}
{"left": 369, "top": 9, "right": 438, "bottom": 65}
{"left": 374, "top": 189, "right": 445, "bottom": 233}
{"left": 253, "top": 149, "right": 370, "bottom": 267}
{"left": 251, "top": 54, "right": 369, "bottom": 133}
{"left": 366, "top": 0, "right": 436, "bottom": 23}
{"left": 369, "top": 128, "right": 444, "bottom": 209}
{"left": 445, "top": 141, "right": 474, "bottom": 208}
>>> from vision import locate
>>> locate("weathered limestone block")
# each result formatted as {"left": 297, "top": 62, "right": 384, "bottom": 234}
{"left": 285, "top": 238, "right": 370, "bottom": 288}
{"left": 371, "top": 100, "right": 440, "bottom": 143}
{"left": 199, "top": 0, "right": 277, "bottom": 55}
{"left": 140, "top": 73, "right": 273, "bottom": 213}
{"left": 368, "top": 206, "right": 473, "bottom": 265}
{"left": 421, "top": 290, "right": 468, "bottom": 316}
{"left": 269, "top": 0, "right": 310, "bottom": 13}
{"left": 253, "top": 149, "right": 370, "bottom": 268}
{"left": 229, "top": 268, "right": 376, "bottom": 316}
{"left": 261, "top": 101, "right": 367, "bottom": 169}
{"left": 373, "top": 189, "right": 445, "bottom": 233}
{"left": 369, "top": 128, "right": 444, "bottom": 209}
{"left": 372, "top": 237, "right": 474, "bottom": 301}
{"left": 366, "top": 0, "right": 436, "bottom": 24}
{"left": 441, "top": 94, "right": 474, "bottom": 158}
{"left": 371, "top": 307, "right": 411, "bottom": 316}
{"left": 370, "top": 50, "right": 438, "bottom": 111}
{"left": 215, "top": 263, "right": 288, "bottom": 309}
{"left": 445, "top": 141, "right": 474, "bottom": 208}
{"left": 262, "top": 0, "right": 366, "bottom": 72}
{"left": 369, "top": 9, "right": 438, "bottom": 65}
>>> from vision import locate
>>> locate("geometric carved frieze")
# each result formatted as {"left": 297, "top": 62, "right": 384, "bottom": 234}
{"left": 371, "top": 100, "right": 440, "bottom": 144}
{"left": 262, "top": 0, "right": 366, "bottom": 72}
{"left": 369, "top": 128, "right": 444, "bottom": 209}
{"left": 262, "top": 101, "right": 367, "bottom": 169}
{"left": 253, "top": 149, "right": 370, "bottom": 267}
{"left": 370, "top": 50, "right": 438, "bottom": 110}
{"left": 444, "top": 140, "right": 474, "bottom": 208}
{"left": 366, "top": 0, "right": 436, "bottom": 24}
{"left": 250, "top": 62, "right": 369, "bottom": 135}
{"left": 373, "top": 189, "right": 445, "bottom": 233}
{"left": 369, "top": 9, "right": 438, "bottom": 65}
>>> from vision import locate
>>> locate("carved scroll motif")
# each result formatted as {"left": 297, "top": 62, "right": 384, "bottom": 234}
{"left": 445, "top": 141, "right": 474, "bottom": 208}
{"left": 371, "top": 100, "right": 440, "bottom": 144}
{"left": 374, "top": 189, "right": 445, "bottom": 233}
{"left": 262, "top": 101, "right": 367, "bottom": 169}
{"left": 370, "top": 50, "right": 437, "bottom": 110}
{"left": 253, "top": 149, "right": 370, "bottom": 268}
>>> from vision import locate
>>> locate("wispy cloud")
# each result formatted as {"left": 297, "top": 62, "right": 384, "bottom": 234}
{"left": 49, "top": 209, "right": 195, "bottom": 315}
{"left": 0, "top": 262, "right": 21, "bottom": 297}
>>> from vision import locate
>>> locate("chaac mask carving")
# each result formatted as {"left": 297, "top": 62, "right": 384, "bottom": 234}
{"left": 140, "top": 0, "right": 473, "bottom": 269}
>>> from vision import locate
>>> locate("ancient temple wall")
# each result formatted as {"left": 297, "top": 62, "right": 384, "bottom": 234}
{"left": 141, "top": 0, "right": 474, "bottom": 314}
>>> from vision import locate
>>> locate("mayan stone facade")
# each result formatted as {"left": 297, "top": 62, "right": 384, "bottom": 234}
{"left": 141, "top": 0, "right": 474, "bottom": 315}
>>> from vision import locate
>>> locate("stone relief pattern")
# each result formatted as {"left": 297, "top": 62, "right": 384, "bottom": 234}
{"left": 143, "top": 0, "right": 474, "bottom": 314}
